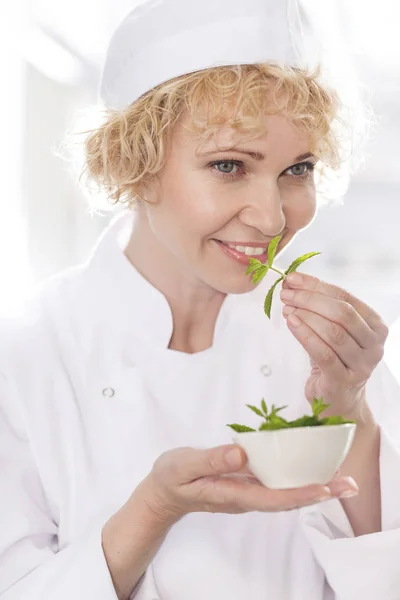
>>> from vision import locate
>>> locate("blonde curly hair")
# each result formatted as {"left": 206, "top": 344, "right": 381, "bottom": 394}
{"left": 78, "top": 63, "right": 359, "bottom": 209}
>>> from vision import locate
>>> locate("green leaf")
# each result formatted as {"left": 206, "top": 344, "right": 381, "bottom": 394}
{"left": 226, "top": 423, "right": 256, "bottom": 433}
{"left": 287, "top": 415, "right": 321, "bottom": 428}
{"left": 269, "top": 404, "right": 289, "bottom": 417}
{"left": 246, "top": 404, "right": 265, "bottom": 418}
{"left": 270, "top": 414, "right": 290, "bottom": 427}
{"left": 252, "top": 265, "right": 269, "bottom": 284}
{"left": 261, "top": 398, "right": 268, "bottom": 416}
{"left": 260, "top": 404, "right": 291, "bottom": 429}
{"left": 246, "top": 258, "right": 263, "bottom": 276}
{"left": 311, "top": 397, "right": 330, "bottom": 418}
{"left": 259, "top": 418, "right": 290, "bottom": 431}
{"left": 264, "top": 276, "right": 284, "bottom": 318}
{"left": 267, "top": 235, "right": 282, "bottom": 267}
{"left": 284, "top": 252, "right": 321, "bottom": 275}
{"left": 319, "top": 416, "right": 356, "bottom": 426}
{"left": 229, "top": 396, "right": 354, "bottom": 433}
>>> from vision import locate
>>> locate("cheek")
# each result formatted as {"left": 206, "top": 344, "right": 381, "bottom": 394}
{"left": 165, "top": 173, "right": 231, "bottom": 231}
{"left": 284, "top": 187, "right": 317, "bottom": 230}
{"left": 150, "top": 175, "right": 226, "bottom": 248}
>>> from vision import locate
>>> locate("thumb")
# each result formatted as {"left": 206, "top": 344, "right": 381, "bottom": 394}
{"left": 184, "top": 445, "right": 247, "bottom": 481}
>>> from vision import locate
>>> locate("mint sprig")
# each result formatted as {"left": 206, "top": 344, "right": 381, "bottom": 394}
{"left": 246, "top": 235, "right": 321, "bottom": 318}
{"left": 227, "top": 397, "right": 355, "bottom": 433}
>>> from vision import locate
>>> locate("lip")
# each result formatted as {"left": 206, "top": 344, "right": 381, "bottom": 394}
{"left": 218, "top": 240, "right": 270, "bottom": 248}
{"left": 214, "top": 239, "right": 269, "bottom": 266}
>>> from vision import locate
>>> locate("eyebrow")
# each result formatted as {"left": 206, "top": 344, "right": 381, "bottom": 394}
{"left": 198, "top": 148, "right": 316, "bottom": 163}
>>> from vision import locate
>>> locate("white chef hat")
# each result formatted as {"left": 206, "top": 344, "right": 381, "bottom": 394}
{"left": 99, "top": 0, "right": 325, "bottom": 111}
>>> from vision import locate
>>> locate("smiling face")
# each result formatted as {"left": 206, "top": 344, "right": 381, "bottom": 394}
{"left": 135, "top": 109, "right": 318, "bottom": 295}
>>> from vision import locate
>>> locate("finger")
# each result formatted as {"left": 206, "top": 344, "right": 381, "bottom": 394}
{"left": 219, "top": 473, "right": 261, "bottom": 484}
{"left": 283, "top": 272, "right": 388, "bottom": 337}
{"left": 213, "top": 475, "right": 357, "bottom": 513}
{"left": 283, "top": 307, "right": 377, "bottom": 372}
{"left": 327, "top": 475, "right": 359, "bottom": 498}
{"left": 211, "top": 475, "right": 332, "bottom": 511}
{"left": 283, "top": 311, "right": 347, "bottom": 378}
{"left": 236, "top": 463, "right": 253, "bottom": 475}
{"left": 171, "top": 445, "right": 247, "bottom": 483}
{"left": 280, "top": 288, "right": 376, "bottom": 350}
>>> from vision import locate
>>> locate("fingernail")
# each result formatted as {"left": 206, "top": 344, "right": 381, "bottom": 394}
{"left": 331, "top": 476, "right": 359, "bottom": 497}
{"left": 226, "top": 448, "right": 242, "bottom": 469}
{"left": 286, "top": 273, "right": 303, "bottom": 286}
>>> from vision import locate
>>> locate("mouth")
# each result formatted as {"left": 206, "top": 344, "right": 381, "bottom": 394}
{"left": 213, "top": 239, "right": 270, "bottom": 266}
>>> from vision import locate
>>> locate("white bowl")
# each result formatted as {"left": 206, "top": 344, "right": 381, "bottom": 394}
{"left": 232, "top": 424, "right": 356, "bottom": 489}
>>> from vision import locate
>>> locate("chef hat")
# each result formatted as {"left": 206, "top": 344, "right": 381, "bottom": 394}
{"left": 94, "top": 0, "right": 368, "bottom": 205}
{"left": 99, "top": 0, "right": 325, "bottom": 111}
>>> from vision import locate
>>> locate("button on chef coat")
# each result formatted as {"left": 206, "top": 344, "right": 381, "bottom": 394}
{"left": 1, "top": 210, "right": 400, "bottom": 600}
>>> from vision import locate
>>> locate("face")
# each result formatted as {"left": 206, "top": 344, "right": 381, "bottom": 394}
{"left": 141, "top": 110, "right": 317, "bottom": 295}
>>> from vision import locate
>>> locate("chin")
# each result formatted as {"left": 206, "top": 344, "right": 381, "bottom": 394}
{"left": 207, "top": 273, "right": 259, "bottom": 295}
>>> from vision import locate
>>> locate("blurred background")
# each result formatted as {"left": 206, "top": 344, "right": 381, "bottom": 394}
{"left": 1, "top": 0, "right": 400, "bottom": 373}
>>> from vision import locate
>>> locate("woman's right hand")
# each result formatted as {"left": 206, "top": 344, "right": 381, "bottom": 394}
{"left": 142, "top": 444, "right": 359, "bottom": 524}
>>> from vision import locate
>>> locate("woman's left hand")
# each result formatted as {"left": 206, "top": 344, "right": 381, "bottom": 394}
{"left": 279, "top": 272, "right": 389, "bottom": 421}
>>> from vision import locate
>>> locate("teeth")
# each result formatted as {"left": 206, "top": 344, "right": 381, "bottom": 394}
{"left": 227, "top": 244, "right": 266, "bottom": 256}
{"left": 245, "top": 247, "right": 264, "bottom": 256}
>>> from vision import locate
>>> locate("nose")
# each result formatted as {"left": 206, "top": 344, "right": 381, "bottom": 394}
{"left": 237, "top": 185, "right": 286, "bottom": 237}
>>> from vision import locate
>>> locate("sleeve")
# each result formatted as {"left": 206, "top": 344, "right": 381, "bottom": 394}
{"left": 298, "top": 359, "right": 400, "bottom": 600}
{"left": 0, "top": 371, "right": 121, "bottom": 600}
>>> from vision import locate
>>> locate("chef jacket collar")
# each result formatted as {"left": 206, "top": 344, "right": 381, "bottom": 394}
{"left": 86, "top": 209, "right": 237, "bottom": 351}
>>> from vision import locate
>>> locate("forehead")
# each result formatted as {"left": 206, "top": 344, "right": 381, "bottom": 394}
{"left": 171, "top": 110, "right": 311, "bottom": 157}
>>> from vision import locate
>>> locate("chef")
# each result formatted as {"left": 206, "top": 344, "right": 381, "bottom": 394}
{"left": 1, "top": 1, "right": 400, "bottom": 599}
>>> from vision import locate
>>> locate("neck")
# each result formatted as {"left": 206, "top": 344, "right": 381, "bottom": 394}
{"left": 124, "top": 210, "right": 226, "bottom": 353}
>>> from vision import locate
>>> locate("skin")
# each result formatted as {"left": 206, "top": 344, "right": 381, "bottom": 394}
{"left": 125, "top": 110, "right": 317, "bottom": 353}
{"left": 124, "top": 107, "right": 387, "bottom": 537}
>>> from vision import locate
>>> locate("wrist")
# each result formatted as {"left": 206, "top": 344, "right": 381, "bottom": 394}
{"left": 332, "top": 388, "right": 377, "bottom": 429}
{"left": 345, "top": 399, "right": 377, "bottom": 430}
{"left": 102, "top": 481, "right": 175, "bottom": 600}
{"left": 134, "top": 475, "right": 184, "bottom": 529}
{"left": 339, "top": 415, "right": 381, "bottom": 476}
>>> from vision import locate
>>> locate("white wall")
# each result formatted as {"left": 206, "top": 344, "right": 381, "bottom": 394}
{"left": 21, "top": 64, "right": 110, "bottom": 285}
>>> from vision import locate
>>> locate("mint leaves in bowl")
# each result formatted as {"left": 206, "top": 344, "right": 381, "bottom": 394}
{"left": 227, "top": 399, "right": 356, "bottom": 489}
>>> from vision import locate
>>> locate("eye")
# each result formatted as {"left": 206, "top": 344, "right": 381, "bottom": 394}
{"left": 212, "top": 160, "right": 240, "bottom": 175}
{"left": 216, "top": 161, "right": 237, "bottom": 174}
{"left": 207, "top": 159, "right": 246, "bottom": 181}
{"left": 284, "top": 161, "right": 316, "bottom": 179}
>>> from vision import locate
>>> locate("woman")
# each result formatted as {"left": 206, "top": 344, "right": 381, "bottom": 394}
{"left": 2, "top": 1, "right": 400, "bottom": 599}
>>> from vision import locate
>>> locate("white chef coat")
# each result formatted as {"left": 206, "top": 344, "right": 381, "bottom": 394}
{"left": 1, "top": 210, "right": 400, "bottom": 600}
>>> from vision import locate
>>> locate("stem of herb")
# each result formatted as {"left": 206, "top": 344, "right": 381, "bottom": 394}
{"left": 268, "top": 266, "right": 286, "bottom": 278}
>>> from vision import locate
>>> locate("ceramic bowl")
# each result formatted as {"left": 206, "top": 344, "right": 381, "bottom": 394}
{"left": 232, "top": 423, "right": 356, "bottom": 489}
